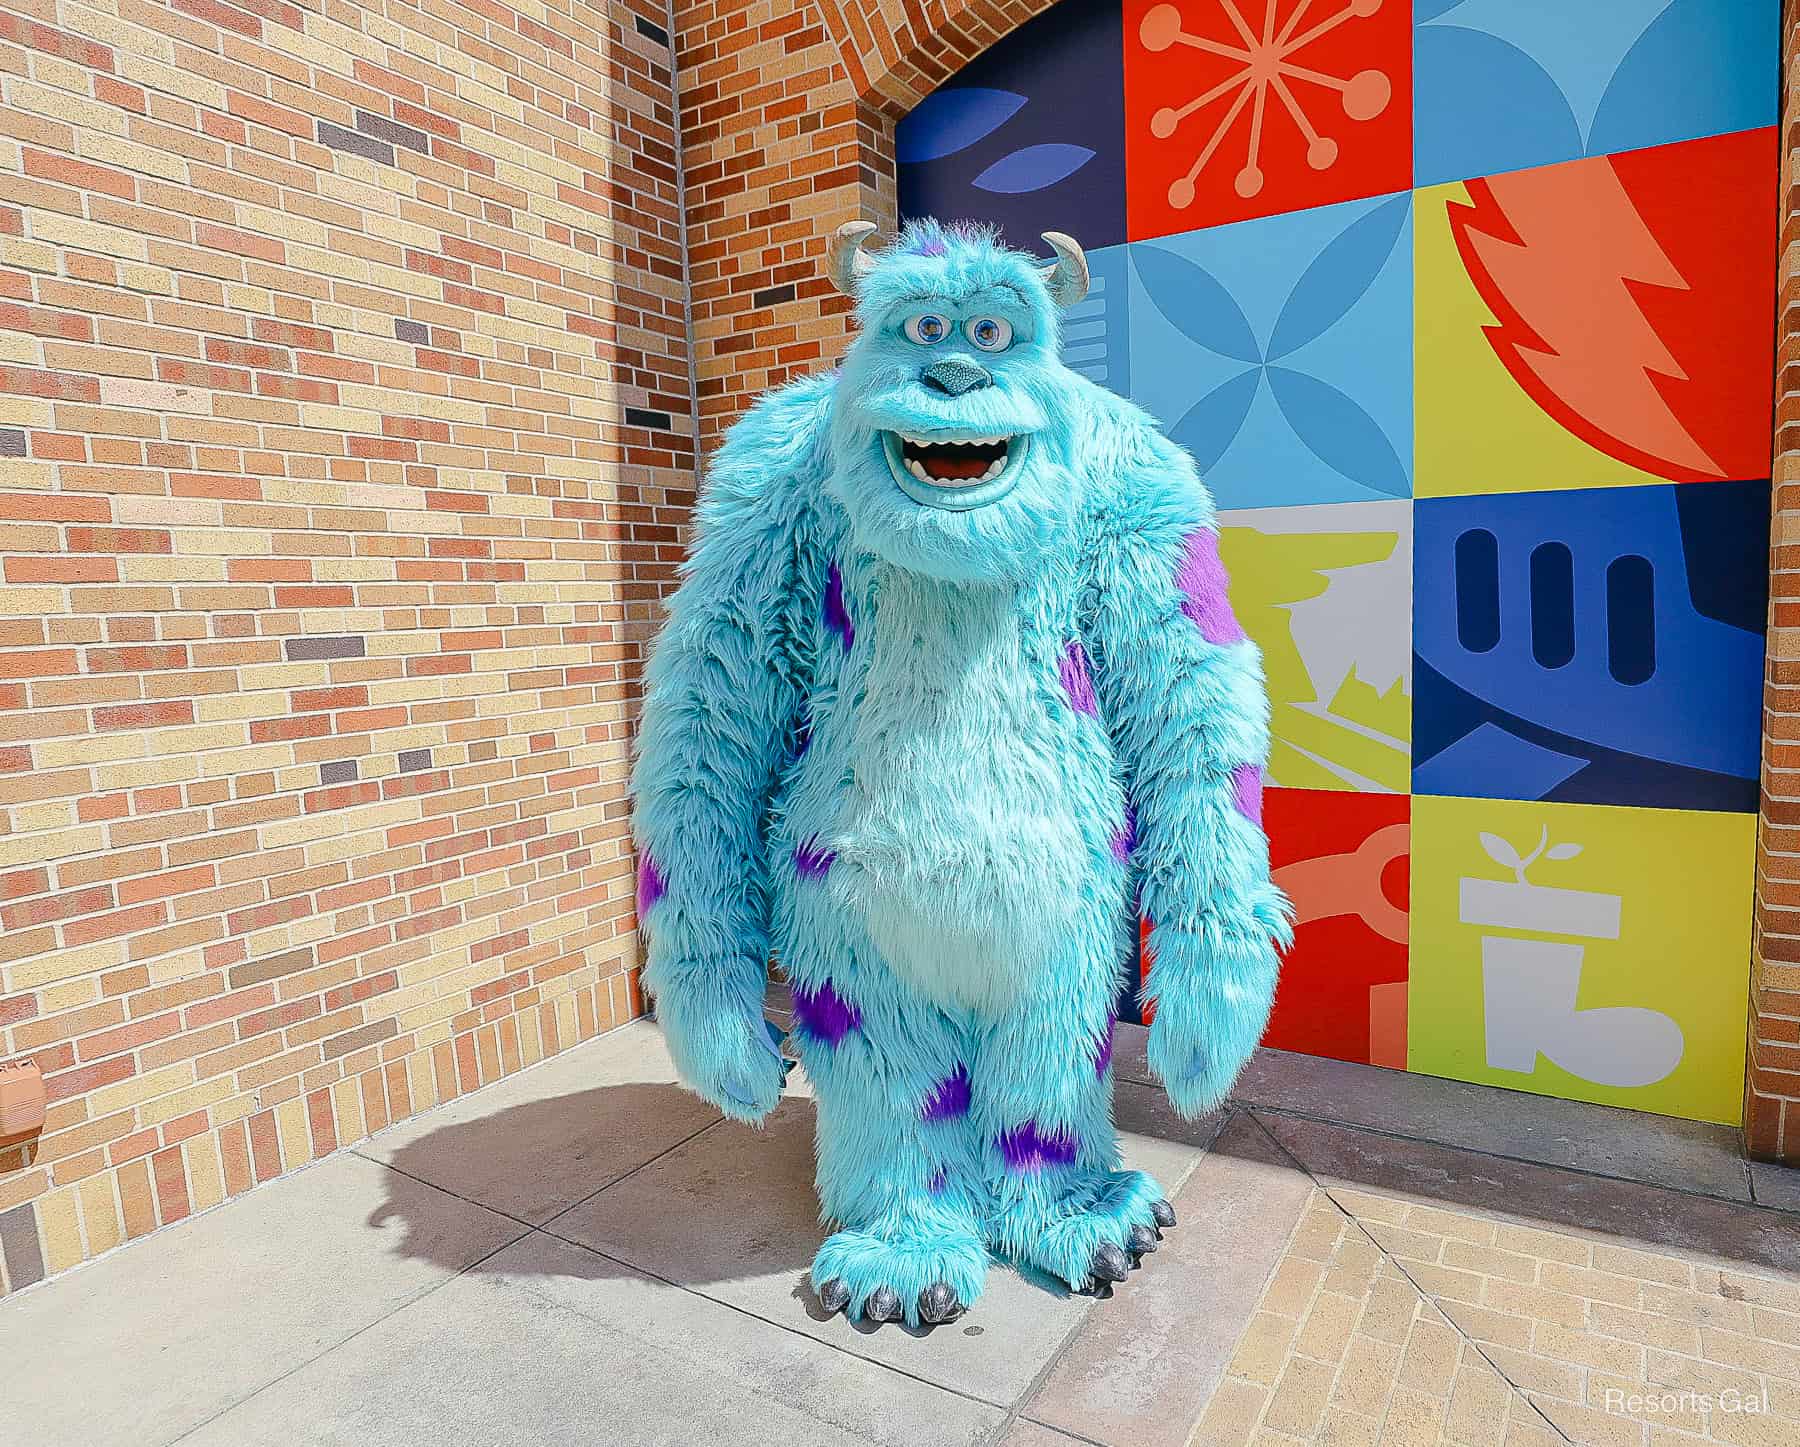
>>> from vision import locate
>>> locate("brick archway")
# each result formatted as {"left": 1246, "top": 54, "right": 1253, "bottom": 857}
{"left": 672, "top": 0, "right": 1058, "bottom": 450}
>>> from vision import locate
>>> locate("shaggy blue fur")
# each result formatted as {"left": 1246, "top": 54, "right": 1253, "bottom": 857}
{"left": 633, "top": 218, "right": 1290, "bottom": 1326}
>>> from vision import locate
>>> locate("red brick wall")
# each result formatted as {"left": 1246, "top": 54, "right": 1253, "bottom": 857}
{"left": 1747, "top": 0, "right": 1800, "bottom": 1165}
{"left": 0, "top": 0, "right": 691, "bottom": 1292}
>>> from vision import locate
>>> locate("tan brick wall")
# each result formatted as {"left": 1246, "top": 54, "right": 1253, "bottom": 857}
{"left": 1749, "top": 0, "right": 1800, "bottom": 1165}
{"left": 0, "top": 0, "right": 691, "bottom": 1292}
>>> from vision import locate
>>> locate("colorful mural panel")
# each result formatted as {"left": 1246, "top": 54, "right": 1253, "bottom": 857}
{"left": 1409, "top": 795, "right": 1752, "bottom": 1124}
{"left": 1413, "top": 480, "right": 1769, "bottom": 812}
{"left": 1221, "top": 502, "right": 1411, "bottom": 792}
{"left": 1264, "top": 788, "right": 1410, "bottom": 1067}
{"left": 1415, "top": 127, "right": 1776, "bottom": 501}
{"left": 900, "top": 1, "right": 1772, "bottom": 1125}
{"left": 1123, "top": 192, "right": 1411, "bottom": 509}
{"left": 1414, "top": 0, "right": 1778, "bottom": 187}
{"left": 1122, "top": 0, "right": 1412, "bottom": 238}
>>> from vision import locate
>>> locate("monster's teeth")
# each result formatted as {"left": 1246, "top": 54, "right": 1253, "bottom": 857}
{"left": 980, "top": 459, "right": 1002, "bottom": 480}
{"left": 907, "top": 459, "right": 931, "bottom": 482}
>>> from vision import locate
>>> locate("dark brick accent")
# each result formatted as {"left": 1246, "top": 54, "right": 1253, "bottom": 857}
{"left": 398, "top": 749, "right": 431, "bottom": 772}
{"left": 319, "top": 760, "right": 357, "bottom": 785}
{"left": 316, "top": 122, "right": 393, "bottom": 167}
{"left": 752, "top": 283, "right": 796, "bottom": 309}
{"left": 355, "top": 109, "right": 428, "bottom": 154}
{"left": 0, "top": 1204, "right": 44, "bottom": 1292}
{"left": 394, "top": 320, "right": 429, "bottom": 345}
{"left": 635, "top": 13, "right": 670, "bottom": 45}
{"left": 227, "top": 947, "right": 316, "bottom": 990}
{"left": 321, "top": 1017, "right": 398, "bottom": 1061}
{"left": 0, "top": 429, "right": 25, "bottom": 458}
{"left": 624, "top": 406, "right": 673, "bottom": 430}
{"left": 285, "top": 636, "right": 365, "bottom": 661}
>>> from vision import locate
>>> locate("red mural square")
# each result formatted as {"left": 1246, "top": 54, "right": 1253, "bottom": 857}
{"left": 1262, "top": 787, "right": 1410, "bottom": 1068}
{"left": 1123, "top": 0, "right": 1412, "bottom": 240}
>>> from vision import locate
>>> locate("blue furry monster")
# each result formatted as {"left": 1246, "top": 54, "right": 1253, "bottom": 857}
{"left": 632, "top": 218, "right": 1291, "bottom": 1328}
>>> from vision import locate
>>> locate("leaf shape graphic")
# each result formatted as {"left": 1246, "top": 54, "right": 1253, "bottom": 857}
{"left": 1169, "top": 369, "right": 1260, "bottom": 473}
{"left": 1546, "top": 843, "right": 1583, "bottom": 860}
{"left": 1265, "top": 366, "right": 1408, "bottom": 497}
{"left": 971, "top": 143, "right": 1095, "bottom": 194}
{"left": 896, "top": 88, "right": 1027, "bottom": 164}
{"left": 1267, "top": 194, "right": 1410, "bottom": 361}
{"left": 1130, "top": 246, "right": 1261, "bottom": 364}
{"left": 1480, "top": 833, "right": 1521, "bottom": 870}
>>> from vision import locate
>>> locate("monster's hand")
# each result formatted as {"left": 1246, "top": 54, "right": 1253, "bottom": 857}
{"left": 655, "top": 982, "right": 786, "bottom": 1125}
{"left": 1144, "top": 923, "right": 1283, "bottom": 1120}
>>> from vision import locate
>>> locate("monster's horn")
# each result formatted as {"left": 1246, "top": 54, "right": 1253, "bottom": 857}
{"left": 1039, "top": 231, "right": 1090, "bottom": 307}
{"left": 826, "top": 220, "right": 879, "bottom": 295}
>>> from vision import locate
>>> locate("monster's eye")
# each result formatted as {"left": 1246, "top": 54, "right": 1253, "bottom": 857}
{"left": 964, "top": 316, "right": 1014, "bottom": 352}
{"left": 903, "top": 313, "right": 951, "bottom": 345}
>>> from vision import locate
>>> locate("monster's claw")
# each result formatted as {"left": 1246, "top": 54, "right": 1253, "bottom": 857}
{"left": 866, "top": 1285, "right": 901, "bottom": 1322}
{"left": 1151, "top": 1198, "right": 1177, "bottom": 1229}
{"left": 1090, "top": 1242, "right": 1131, "bottom": 1284}
{"left": 818, "top": 1277, "right": 851, "bottom": 1315}
{"left": 918, "top": 1282, "right": 962, "bottom": 1324}
{"left": 1127, "top": 1223, "right": 1159, "bottom": 1256}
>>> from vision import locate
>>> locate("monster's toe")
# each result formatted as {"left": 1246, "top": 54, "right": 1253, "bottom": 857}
{"left": 1151, "top": 1198, "right": 1177, "bottom": 1229}
{"left": 918, "top": 1282, "right": 962, "bottom": 1324}
{"left": 817, "top": 1277, "right": 851, "bottom": 1315}
{"left": 866, "top": 1285, "right": 901, "bottom": 1323}
{"left": 1127, "top": 1223, "right": 1159, "bottom": 1256}
{"left": 1090, "top": 1241, "right": 1131, "bottom": 1284}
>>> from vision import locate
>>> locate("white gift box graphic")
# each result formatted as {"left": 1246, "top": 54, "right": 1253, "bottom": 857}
{"left": 1457, "top": 835, "right": 1683, "bottom": 1089}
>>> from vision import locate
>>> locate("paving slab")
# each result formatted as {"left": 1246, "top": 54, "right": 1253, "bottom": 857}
{"left": 1259, "top": 1110, "right": 1800, "bottom": 1278}
{"left": 1022, "top": 1112, "right": 1315, "bottom": 1447}
{"left": 1750, "top": 1157, "right": 1800, "bottom": 1212}
{"left": 183, "top": 1232, "right": 1001, "bottom": 1447}
{"left": 0, "top": 1152, "right": 524, "bottom": 1447}
{"left": 547, "top": 1078, "right": 1218, "bottom": 1409}
{"left": 357, "top": 1020, "right": 720, "bottom": 1224}
{"left": 1113, "top": 1025, "right": 1752, "bottom": 1203}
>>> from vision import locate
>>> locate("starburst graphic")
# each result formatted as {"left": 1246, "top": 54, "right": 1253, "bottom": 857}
{"left": 1138, "top": 0, "right": 1392, "bottom": 209}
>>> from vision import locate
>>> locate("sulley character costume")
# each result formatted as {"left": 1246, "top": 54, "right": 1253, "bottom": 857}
{"left": 632, "top": 219, "right": 1291, "bottom": 1328}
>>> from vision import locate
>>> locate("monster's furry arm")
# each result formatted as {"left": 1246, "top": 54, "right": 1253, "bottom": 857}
{"left": 1084, "top": 416, "right": 1292, "bottom": 1119}
{"left": 631, "top": 377, "right": 832, "bottom": 1124}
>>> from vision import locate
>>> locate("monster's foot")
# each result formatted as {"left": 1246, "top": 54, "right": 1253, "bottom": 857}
{"left": 810, "top": 1226, "right": 990, "bottom": 1328}
{"left": 992, "top": 1168, "right": 1171, "bottom": 1293}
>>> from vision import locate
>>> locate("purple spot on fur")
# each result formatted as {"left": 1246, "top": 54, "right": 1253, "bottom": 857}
{"left": 916, "top": 235, "right": 948, "bottom": 257}
{"left": 824, "top": 563, "right": 854, "bottom": 653}
{"left": 1109, "top": 804, "right": 1136, "bottom": 863}
{"left": 792, "top": 978, "right": 861, "bottom": 1046}
{"left": 927, "top": 1165, "right": 950, "bottom": 1195}
{"left": 1094, "top": 1012, "right": 1116, "bottom": 1077}
{"left": 636, "top": 851, "right": 664, "bottom": 917}
{"left": 1058, "top": 639, "right": 1098, "bottom": 717}
{"left": 1231, "top": 763, "right": 1264, "bottom": 827}
{"left": 921, "top": 1065, "right": 972, "bottom": 1122}
{"left": 997, "top": 1119, "right": 1079, "bottom": 1173}
{"left": 1175, "top": 528, "right": 1245, "bottom": 645}
{"left": 794, "top": 836, "right": 836, "bottom": 879}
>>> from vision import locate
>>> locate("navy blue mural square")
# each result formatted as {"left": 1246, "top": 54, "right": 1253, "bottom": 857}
{"left": 1412, "top": 479, "right": 1770, "bottom": 813}
{"left": 896, "top": 0, "right": 1127, "bottom": 251}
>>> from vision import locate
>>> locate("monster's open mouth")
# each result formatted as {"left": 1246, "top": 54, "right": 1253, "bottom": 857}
{"left": 882, "top": 432, "right": 1028, "bottom": 511}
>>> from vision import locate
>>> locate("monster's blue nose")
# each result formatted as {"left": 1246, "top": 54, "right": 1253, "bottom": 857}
{"left": 920, "top": 358, "right": 992, "bottom": 396}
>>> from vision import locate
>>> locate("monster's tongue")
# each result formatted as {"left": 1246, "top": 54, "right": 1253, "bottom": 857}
{"left": 923, "top": 452, "right": 990, "bottom": 481}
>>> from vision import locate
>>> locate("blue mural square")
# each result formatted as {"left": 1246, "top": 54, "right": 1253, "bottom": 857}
{"left": 1415, "top": 0, "right": 1779, "bottom": 188}
{"left": 897, "top": 0, "right": 1126, "bottom": 250}
{"left": 1060, "top": 242, "right": 1131, "bottom": 395}
{"left": 1412, "top": 479, "right": 1770, "bottom": 812}
{"left": 1123, "top": 191, "right": 1412, "bottom": 511}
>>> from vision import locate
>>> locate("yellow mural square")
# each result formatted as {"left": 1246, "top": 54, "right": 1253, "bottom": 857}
{"left": 1220, "top": 501, "right": 1411, "bottom": 794}
{"left": 1408, "top": 795, "right": 1751, "bottom": 1125}
{"left": 1414, "top": 179, "right": 1670, "bottom": 499}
